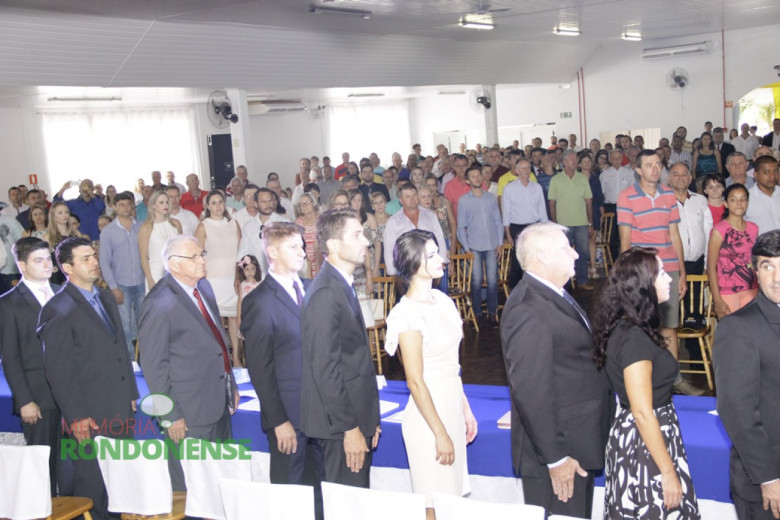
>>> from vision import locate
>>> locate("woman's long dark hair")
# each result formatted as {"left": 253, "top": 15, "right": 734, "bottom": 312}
{"left": 592, "top": 246, "right": 667, "bottom": 369}
{"left": 392, "top": 229, "right": 437, "bottom": 293}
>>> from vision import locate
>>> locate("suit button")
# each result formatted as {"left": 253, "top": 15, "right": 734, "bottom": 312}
{"left": 218, "top": 353, "right": 223, "bottom": 357}
{"left": 219, "top": 374, "right": 225, "bottom": 380}
{"left": 121, "top": 377, "right": 125, "bottom": 381}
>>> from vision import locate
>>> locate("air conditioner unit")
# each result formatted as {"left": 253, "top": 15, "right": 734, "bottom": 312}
{"left": 641, "top": 41, "right": 711, "bottom": 60}
{"left": 248, "top": 100, "right": 307, "bottom": 115}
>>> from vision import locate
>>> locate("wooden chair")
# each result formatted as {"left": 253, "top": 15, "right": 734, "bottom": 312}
{"left": 498, "top": 243, "right": 513, "bottom": 300}
{"left": 595, "top": 212, "right": 615, "bottom": 276}
{"left": 366, "top": 276, "right": 396, "bottom": 375}
{"left": 677, "top": 274, "right": 714, "bottom": 390}
{"left": 448, "top": 253, "right": 479, "bottom": 332}
{"left": 0, "top": 444, "right": 94, "bottom": 520}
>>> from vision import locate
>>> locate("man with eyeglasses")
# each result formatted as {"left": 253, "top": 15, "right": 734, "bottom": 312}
{"left": 138, "top": 234, "right": 239, "bottom": 492}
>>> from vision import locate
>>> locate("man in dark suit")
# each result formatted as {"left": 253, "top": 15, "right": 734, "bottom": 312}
{"left": 714, "top": 127, "right": 736, "bottom": 175}
{"left": 0, "top": 237, "right": 62, "bottom": 494}
{"left": 39, "top": 237, "right": 138, "bottom": 520}
{"left": 138, "top": 234, "right": 239, "bottom": 491}
{"left": 500, "top": 222, "right": 611, "bottom": 518}
{"left": 714, "top": 230, "right": 780, "bottom": 520}
{"left": 242, "top": 222, "right": 324, "bottom": 516}
{"left": 761, "top": 118, "right": 780, "bottom": 151}
{"left": 300, "top": 209, "right": 380, "bottom": 488}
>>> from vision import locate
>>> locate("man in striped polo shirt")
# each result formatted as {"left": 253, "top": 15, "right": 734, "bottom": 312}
{"left": 617, "top": 150, "right": 702, "bottom": 396}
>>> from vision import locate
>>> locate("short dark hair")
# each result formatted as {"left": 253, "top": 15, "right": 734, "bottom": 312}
{"left": 12, "top": 237, "right": 49, "bottom": 263}
{"left": 342, "top": 174, "right": 360, "bottom": 186}
{"left": 752, "top": 230, "right": 780, "bottom": 269}
{"left": 397, "top": 183, "right": 418, "bottom": 198}
{"left": 317, "top": 208, "right": 358, "bottom": 255}
{"left": 637, "top": 149, "right": 659, "bottom": 167}
{"left": 244, "top": 183, "right": 260, "bottom": 192}
{"left": 56, "top": 236, "right": 92, "bottom": 271}
{"left": 8, "top": 187, "right": 19, "bottom": 195}
{"left": 558, "top": 138, "right": 569, "bottom": 146}
{"left": 393, "top": 229, "right": 438, "bottom": 288}
{"left": 754, "top": 155, "right": 778, "bottom": 171}
{"left": 26, "top": 189, "right": 41, "bottom": 197}
{"left": 303, "top": 182, "right": 320, "bottom": 194}
{"left": 466, "top": 165, "right": 482, "bottom": 178}
{"left": 253, "top": 187, "right": 275, "bottom": 203}
{"left": 452, "top": 154, "right": 468, "bottom": 164}
{"left": 722, "top": 183, "right": 749, "bottom": 219}
{"left": 114, "top": 191, "right": 135, "bottom": 204}
{"left": 267, "top": 172, "right": 279, "bottom": 181}
{"left": 164, "top": 184, "right": 181, "bottom": 195}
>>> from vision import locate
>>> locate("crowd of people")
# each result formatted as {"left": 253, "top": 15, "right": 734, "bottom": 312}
{"left": 1, "top": 118, "right": 780, "bottom": 520}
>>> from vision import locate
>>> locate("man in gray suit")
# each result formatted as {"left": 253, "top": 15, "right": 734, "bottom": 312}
{"left": 715, "top": 230, "right": 780, "bottom": 520}
{"left": 139, "top": 234, "right": 239, "bottom": 491}
{"left": 300, "top": 209, "right": 380, "bottom": 488}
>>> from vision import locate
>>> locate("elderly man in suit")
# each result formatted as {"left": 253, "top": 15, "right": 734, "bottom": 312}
{"left": 39, "top": 237, "right": 138, "bottom": 520}
{"left": 139, "top": 234, "right": 239, "bottom": 491}
{"left": 0, "top": 237, "right": 62, "bottom": 494}
{"left": 300, "top": 209, "right": 380, "bottom": 488}
{"left": 242, "top": 221, "right": 325, "bottom": 517}
{"left": 714, "top": 230, "right": 780, "bottom": 520}
{"left": 500, "top": 222, "right": 611, "bottom": 518}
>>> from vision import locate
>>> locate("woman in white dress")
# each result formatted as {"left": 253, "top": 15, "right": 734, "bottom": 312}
{"left": 138, "top": 190, "right": 181, "bottom": 292}
{"left": 195, "top": 190, "right": 243, "bottom": 366}
{"left": 385, "top": 229, "right": 478, "bottom": 518}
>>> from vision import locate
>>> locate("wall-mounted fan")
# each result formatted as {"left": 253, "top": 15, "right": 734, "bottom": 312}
{"left": 469, "top": 87, "right": 492, "bottom": 112}
{"left": 207, "top": 90, "right": 239, "bottom": 129}
{"left": 666, "top": 68, "right": 690, "bottom": 90}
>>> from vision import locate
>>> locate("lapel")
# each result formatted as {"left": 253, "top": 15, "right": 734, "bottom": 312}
{"left": 62, "top": 283, "right": 115, "bottom": 336}
{"left": 756, "top": 292, "right": 780, "bottom": 336}
{"left": 98, "top": 287, "right": 122, "bottom": 337}
{"left": 265, "top": 275, "right": 300, "bottom": 319}
{"left": 14, "top": 282, "right": 42, "bottom": 313}
{"left": 325, "top": 262, "right": 362, "bottom": 318}
{"left": 163, "top": 273, "right": 217, "bottom": 339}
{"left": 525, "top": 275, "right": 591, "bottom": 332}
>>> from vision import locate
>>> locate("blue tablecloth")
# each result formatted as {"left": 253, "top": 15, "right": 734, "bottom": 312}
{"left": 0, "top": 369, "right": 731, "bottom": 502}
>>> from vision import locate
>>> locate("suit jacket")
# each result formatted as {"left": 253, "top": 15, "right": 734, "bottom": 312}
{"left": 762, "top": 132, "right": 778, "bottom": 148}
{"left": 38, "top": 282, "right": 138, "bottom": 426}
{"left": 717, "top": 142, "right": 735, "bottom": 170}
{"left": 138, "top": 273, "right": 236, "bottom": 428}
{"left": 242, "top": 275, "right": 311, "bottom": 431}
{"left": 500, "top": 275, "right": 611, "bottom": 478}
{"left": 714, "top": 291, "right": 780, "bottom": 502}
{"left": 299, "top": 261, "right": 380, "bottom": 440}
{"left": 0, "top": 282, "right": 60, "bottom": 413}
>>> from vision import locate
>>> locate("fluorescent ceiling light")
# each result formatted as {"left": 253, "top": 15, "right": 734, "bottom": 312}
{"left": 459, "top": 19, "right": 494, "bottom": 30}
{"left": 621, "top": 32, "right": 642, "bottom": 41}
{"left": 554, "top": 27, "right": 580, "bottom": 36}
{"left": 642, "top": 41, "right": 711, "bottom": 59}
{"left": 48, "top": 96, "right": 122, "bottom": 102}
{"left": 347, "top": 93, "right": 384, "bottom": 98}
{"left": 309, "top": 6, "right": 371, "bottom": 19}
{"left": 438, "top": 90, "right": 466, "bottom": 95}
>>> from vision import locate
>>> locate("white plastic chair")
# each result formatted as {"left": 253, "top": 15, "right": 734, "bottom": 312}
{"left": 548, "top": 516, "right": 586, "bottom": 519}
{"left": 219, "top": 478, "right": 315, "bottom": 520}
{"left": 434, "top": 492, "right": 546, "bottom": 520}
{"left": 94, "top": 436, "right": 179, "bottom": 516}
{"left": 0, "top": 444, "right": 52, "bottom": 519}
{"left": 321, "top": 481, "right": 426, "bottom": 520}
{"left": 179, "top": 438, "right": 252, "bottom": 520}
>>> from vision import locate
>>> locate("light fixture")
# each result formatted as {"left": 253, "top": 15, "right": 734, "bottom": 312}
{"left": 553, "top": 26, "right": 580, "bottom": 36}
{"left": 347, "top": 93, "right": 385, "bottom": 98}
{"left": 459, "top": 18, "right": 494, "bottom": 30}
{"left": 48, "top": 96, "right": 122, "bottom": 102}
{"left": 309, "top": 5, "right": 371, "bottom": 19}
{"left": 642, "top": 41, "right": 711, "bottom": 60}
{"left": 621, "top": 32, "right": 642, "bottom": 41}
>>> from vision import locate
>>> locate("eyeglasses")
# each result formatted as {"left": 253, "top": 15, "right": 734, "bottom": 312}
{"left": 169, "top": 250, "right": 207, "bottom": 261}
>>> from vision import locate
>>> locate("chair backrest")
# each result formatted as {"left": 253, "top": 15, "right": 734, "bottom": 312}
{"left": 371, "top": 275, "right": 397, "bottom": 321}
{"left": 679, "top": 274, "right": 712, "bottom": 326}
{"left": 0, "top": 444, "right": 52, "bottom": 519}
{"left": 321, "top": 481, "right": 426, "bottom": 520}
{"left": 94, "top": 436, "right": 174, "bottom": 516}
{"left": 600, "top": 212, "right": 615, "bottom": 242}
{"left": 219, "top": 478, "right": 315, "bottom": 520}
{"left": 498, "top": 243, "right": 513, "bottom": 280}
{"left": 433, "top": 493, "right": 545, "bottom": 520}
{"left": 179, "top": 438, "right": 253, "bottom": 520}
{"left": 448, "top": 253, "right": 474, "bottom": 294}
{"left": 548, "top": 516, "right": 588, "bottom": 520}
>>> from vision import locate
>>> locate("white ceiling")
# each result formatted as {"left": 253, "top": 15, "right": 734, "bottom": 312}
{"left": 0, "top": 0, "right": 779, "bottom": 107}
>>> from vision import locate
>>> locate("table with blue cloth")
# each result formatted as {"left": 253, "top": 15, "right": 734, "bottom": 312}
{"left": 0, "top": 369, "right": 732, "bottom": 505}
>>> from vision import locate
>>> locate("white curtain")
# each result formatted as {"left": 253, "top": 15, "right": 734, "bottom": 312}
{"left": 326, "top": 101, "right": 411, "bottom": 166}
{"left": 41, "top": 108, "right": 199, "bottom": 194}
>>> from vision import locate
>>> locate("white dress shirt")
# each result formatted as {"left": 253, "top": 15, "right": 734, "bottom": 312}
{"left": 169, "top": 208, "right": 199, "bottom": 236}
{"left": 675, "top": 192, "right": 712, "bottom": 262}
{"left": 501, "top": 179, "right": 548, "bottom": 227}
{"left": 23, "top": 279, "right": 55, "bottom": 307}
{"left": 745, "top": 184, "right": 780, "bottom": 236}
{"left": 237, "top": 212, "right": 290, "bottom": 278}
{"left": 268, "top": 270, "right": 305, "bottom": 304}
{"left": 600, "top": 166, "right": 635, "bottom": 204}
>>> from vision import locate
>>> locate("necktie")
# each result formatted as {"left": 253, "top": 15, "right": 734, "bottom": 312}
{"left": 293, "top": 280, "right": 303, "bottom": 308}
{"left": 39, "top": 285, "right": 53, "bottom": 304}
{"left": 193, "top": 288, "right": 235, "bottom": 412}
{"left": 89, "top": 293, "right": 116, "bottom": 335}
{"left": 561, "top": 290, "right": 592, "bottom": 332}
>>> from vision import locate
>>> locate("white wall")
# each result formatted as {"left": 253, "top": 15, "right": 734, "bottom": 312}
{"left": 0, "top": 106, "right": 48, "bottom": 204}
{"left": 248, "top": 110, "right": 326, "bottom": 189}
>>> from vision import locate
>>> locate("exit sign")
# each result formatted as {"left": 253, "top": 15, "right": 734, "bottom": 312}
{"left": 560, "top": 112, "right": 572, "bottom": 119}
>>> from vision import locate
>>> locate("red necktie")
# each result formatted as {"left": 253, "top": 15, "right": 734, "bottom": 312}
{"left": 193, "top": 288, "right": 231, "bottom": 374}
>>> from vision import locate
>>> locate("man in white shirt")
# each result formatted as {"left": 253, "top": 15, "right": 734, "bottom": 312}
{"left": 745, "top": 156, "right": 780, "bottom": 235}
{"left": 165, "top": 171, "right": 186, "bottom": 195}
{"left": 732, "top": 123, "right": 761, "bottom": 160}
{"left": 669, "top": 135, "right": 693, "bottom": 167}
{"left": 0, "top": 186, "right": 29, "bottom": 217}
{"left": 267, "top": 178, "right": 294, "bottom": 219}
{"left": 669, "top": 163, "right": 712, "bottom": 273}
{"left": 166, "top": 185, "right": 199, "bottom": 236}
{"left": 233, "top": 184, "right": 260, "bottom": 230}
{"left": 238, "top": 188, "right": 290, "bottom": 277}
{"left": 724, "top": 152, "right": 755, "bottom": 189}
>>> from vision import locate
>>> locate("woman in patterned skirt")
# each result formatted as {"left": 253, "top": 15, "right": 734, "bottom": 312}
{"left": 593, "top": 247, "right": 700, "bottom": 519}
